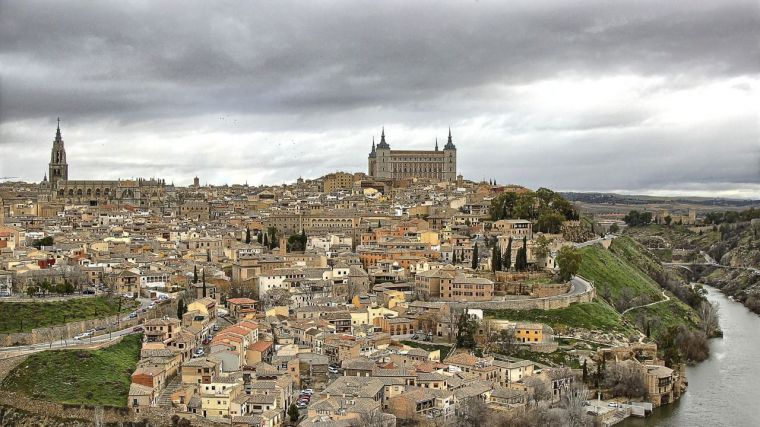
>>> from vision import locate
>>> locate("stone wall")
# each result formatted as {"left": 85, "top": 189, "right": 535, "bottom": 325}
{"left": 0, "top": 299, "right": 177, "bottom": 347}
{"left": 458, "top": 276, "right": 595, "bottom": 311}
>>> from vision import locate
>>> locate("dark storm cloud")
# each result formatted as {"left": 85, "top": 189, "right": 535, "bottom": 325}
{"left": 0, "top": 0, "right": 758, "bottom": 196}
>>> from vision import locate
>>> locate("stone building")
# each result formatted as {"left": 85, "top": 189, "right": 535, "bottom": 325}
{"left": 42, "top": 120, "right": 166, "bottom": 209}
{"left": 368, "top": 128, "right": 457, "bottom": 181}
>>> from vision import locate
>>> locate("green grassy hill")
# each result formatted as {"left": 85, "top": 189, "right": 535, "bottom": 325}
{"left": 485, "top": 301, "right": 631, "bottom": 334}
{"left": 0, "top": 296, "right": 137, "bottom": 333}
{"left": 1, "top": 334, "right": 142, "bottom": 407}
{"left": 578, "top": 238, "right": 665, "bottom": 309}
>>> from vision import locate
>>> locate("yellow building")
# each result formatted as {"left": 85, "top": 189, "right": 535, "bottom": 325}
{"left": 322, "top": 172, "right": 355, "bottom": 193}
{"left": 514, "top": 323, "right": 544, "bottom": 343}
{"left": 418, "top": 230, "right": 440, "bottom": 246}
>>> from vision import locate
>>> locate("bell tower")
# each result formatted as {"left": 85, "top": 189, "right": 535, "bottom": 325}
{"left": 49, "top": 118, "right": 69, "bottom": 187}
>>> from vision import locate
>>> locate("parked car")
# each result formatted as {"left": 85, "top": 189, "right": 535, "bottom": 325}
{"left": 297, "top": 401, "right": 308, "bottom": 409}
{"left": 301, "top": 389, "right": 313, "bottom": 395}
{"left": 128, "top": 312, "right": 138, "bottom": 319}
{"left": 193, "top": 348, "right": 205, "bottom": 357}
{"left": 212, "top": 324, "right": 219, "bottom": 331}
{"left": 73, "top": 333, "right": 87, "bottom": 340}
{"left": 132, "top": 326, "right": 144, "bottom": 333}
{"left": 328, "top": 366, "right": 340, "bottom": 374}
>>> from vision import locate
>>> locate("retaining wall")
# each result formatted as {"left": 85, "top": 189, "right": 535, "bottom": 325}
{"left": 459, "top": 276, "right": 595, "bottom": 311}
{"left": 0, "top": 299, "right": 176, "bottom": 347}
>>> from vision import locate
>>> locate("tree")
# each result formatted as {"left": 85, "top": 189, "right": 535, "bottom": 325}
{"left": 491, "top": 245, "right": 501, "bottom": 272}
{"left": 456, "top": 309, "right": 477, "bottom": 348}
{"left": 562, "top": 382, "right": 592, "bottom": 427}
{"left": 504, "top": 237, "right": 513, "bottom": 271}
{"left": 32, "top": 236, "right": 54, "bottom": 249}
{"left": 664, "top": 215, "right": 673, "bottom": 226}
{"left": 193, "top": 265, "right": 198, "bottom": 283}
{"left": 582, "top": 359, "right": 588, "bottom": 383}
{"left": 267, "top": 226, "right": 278, "bottom": 250}
{"left": 455, "top": 395, "right": 489, "bottom": 427}
{"left": 288, "top": 403, "right": 300, "bottom": 423}
{"left": 202, "top": 269, "right": 207, "bottom": 298}
{"left": 26, "top": 285, "right": 38, "bottom": 298}
{"left": 536, "top": 212, "right": 565, "bottom": 234}
{"left": 471, "top": 243, "right": 479, "bottom": 270}
{"left": 515, "top": 236, "right": 528, "bottom": 271}
{"left": 452, "top": 250, "right": 458, "bottom": 265}
{"left": 206, "top": 249, "right": 211, "bottom": 262}
{"left": 556, "top": 246, "right": 582, "bottom": 281}
{"left": 624, "top": 210, "right": 653, "bottom": 227}
{"left": 177, "top": 298, "right": 185, "bottom": 319}
{"left": 533, "top": 234, "right": 550, "bottom": 260}
{"left": 525, "top": 376, "right": 552, "bottom": 404}
{"left": 604, "top": 362, "right": 647, "bottom": 398}
{"left": 493, "top": 327, "right": 516, "bottom": 355}
{"left": 698, "top": 301, "right": 720, "bottom": 337}
{"left": 609, "top": 223, "right": 620, "bottom": 234}
{"left": 263, "top": 232, "right": 269, "bottom": 248}
{"left": 245, "top": 227, "right": 251, "bottom": 244}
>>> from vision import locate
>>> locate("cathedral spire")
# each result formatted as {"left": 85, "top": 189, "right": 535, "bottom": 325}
{"left": 444, "top": 127, "right": 456, "bottom": 150}
{"left": 55, "top": 117, "right": 63, "bottom": 144}
{"left": 376, "top": 127, "right": 390, "bottom": 149}
{"left": 435, "top": 138, "right": 439, "bottom": 151}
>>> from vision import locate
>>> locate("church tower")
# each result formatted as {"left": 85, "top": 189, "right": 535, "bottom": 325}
{"left": 49, "top": 118, "right": 68, "bottom": 187}
{"left": 443, "top": 127, "right": 457, "bottom": 182}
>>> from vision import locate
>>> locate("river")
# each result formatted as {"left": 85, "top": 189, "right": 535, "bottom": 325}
{"left": 620, "top": 285, "right": 760, "bottom": 426}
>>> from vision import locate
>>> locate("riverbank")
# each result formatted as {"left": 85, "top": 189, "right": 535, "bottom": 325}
{"left": 620, "top": 285, "right": 760, "bottom": 426}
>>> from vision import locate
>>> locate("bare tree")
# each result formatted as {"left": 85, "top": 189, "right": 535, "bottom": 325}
{"left": 525, "top": 376, "right": 552, "bottom": 405}
{"left": 604, "top": 361, "right": 646, "bottom": 398}
{"left": 698, "top": 301, "right": 720, "bottom": 337}
{"left": 561, "top": 382, "right": 592, "bottom": 427}
{"left": 455, "top": 396, "right": 489, "bottom": 427}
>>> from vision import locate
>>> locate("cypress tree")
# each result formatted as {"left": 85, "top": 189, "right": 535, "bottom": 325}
{"left": 177, "top": 298, "right": 185, "bottom": 319}
{"left": 300, "top": 229, "right": 307, "bottom": 250}
{"left": 202, "top": 269, "right": 207, "bottom": 298}
{"left": 206, "top": 249, "right": 211, "bottom": 262}
{"left": 193, "top": 265, "right": 198, "bottom": 283}
{"left": 452, "top": 250, "right": 457, "bottom": 265}
{"left": 245, "top": 227, "right": 251, "bottom": 244}
{"left": 582, "top": 359, "right": 588, "bottom": 383}
{"left": 263, "top": 232, "right": 268, "bottom": 247}
{"left": 491, "top": 246, "right": 501, "bottom": 271}
{"left": 471, "top": 243, "right": 479, "bottom": 270}
{"left": 504, "top": 237, "right": 513, "bottom": 271}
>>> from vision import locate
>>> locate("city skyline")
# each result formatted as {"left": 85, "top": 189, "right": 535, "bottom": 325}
{"left": 1, "top": 0, "right": 758, "bottom": 198}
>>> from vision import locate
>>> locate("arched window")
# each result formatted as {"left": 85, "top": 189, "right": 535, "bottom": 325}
{"left": 76, "top": 189, "right": 83, "bottom": 196}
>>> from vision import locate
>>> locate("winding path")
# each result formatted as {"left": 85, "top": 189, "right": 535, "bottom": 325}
{"left": 620, "top": 289, "right": 671, "bottom": 315}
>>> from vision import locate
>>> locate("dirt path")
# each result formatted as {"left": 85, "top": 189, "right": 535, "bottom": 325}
{"left": 621, "top": 290, "right": 671, "bottom": 316}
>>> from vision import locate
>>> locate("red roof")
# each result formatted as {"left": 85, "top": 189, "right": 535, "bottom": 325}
{"left": 248, "top": 341, "right": 273, "bottom": 352}
{"left": 227, "top": 298, "right": 257, "bottom": 304}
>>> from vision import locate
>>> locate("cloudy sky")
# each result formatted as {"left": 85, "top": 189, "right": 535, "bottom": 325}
{"left": 1, "top": 0, "right": 758, "bottom": 197}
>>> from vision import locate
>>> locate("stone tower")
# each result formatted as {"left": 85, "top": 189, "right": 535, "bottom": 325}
{"left": 49, "top": 118, "right": 68, "bottom": 187}
{"left": 374, "top": 128, "right": 392, "bottom": 179}
{"left": 443, "top": 127, "right": 457, "bottom": 182}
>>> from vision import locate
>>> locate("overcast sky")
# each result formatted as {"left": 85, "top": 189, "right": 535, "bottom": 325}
{"left": 1, "top": 0, "right": 758, "bottom": 198}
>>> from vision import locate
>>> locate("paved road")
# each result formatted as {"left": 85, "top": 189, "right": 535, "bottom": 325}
{"left": 0, "top": 297, "right": 153, "bottom": 354}
{"left": 573, "top": 234, "right": 617, "bottom": 249}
